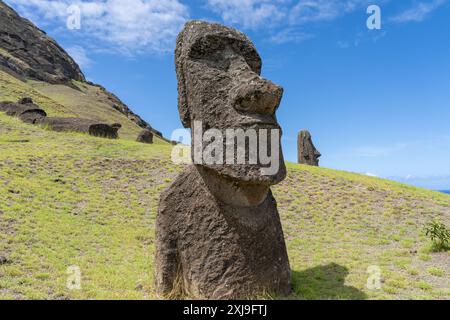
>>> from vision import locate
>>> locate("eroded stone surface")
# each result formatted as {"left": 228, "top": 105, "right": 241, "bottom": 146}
{"left": 136, "top": 129, "right": 154, "bottom": 144}
{"left": 155, "top": 20, "right": 291, "bottom": 299}
{"left": 298, "top": 130, "right": 321, "bottom": 166}
{"left": 0, "top": 1, "right": 85, "bottom": 83}
{"left": 0, "top": 97, "right": 47, "bottom": 124}
{"left": 0, "top": 1, "right": 164, "bottom": 136}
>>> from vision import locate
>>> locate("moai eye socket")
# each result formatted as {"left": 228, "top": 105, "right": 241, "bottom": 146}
{"left": 189, "top": 35, "right": 226, "bottom": 59}
{"left": 189, "top": 35, "right": 261, "bottom": 73}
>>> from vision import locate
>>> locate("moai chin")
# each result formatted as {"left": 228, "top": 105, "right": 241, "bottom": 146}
{"left": 298, "top": 130, "right": 321, "bottom": 166}
{"left": 155, "top": 21, "right": 291, "bottom": 299}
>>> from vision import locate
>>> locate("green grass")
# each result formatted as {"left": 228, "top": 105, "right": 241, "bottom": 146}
{"left": 0, "top": 113, "right": 449, "bottom": 300}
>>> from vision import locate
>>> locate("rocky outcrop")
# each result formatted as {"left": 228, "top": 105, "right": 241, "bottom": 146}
{"left": 155, "top": 21, "right": 291, "bottom": 299}
{"left": 0, "top": 1, "right": 166, "bottom": 140}
{"left": 92, "top": 82, "right": 163, "bottom": 138}
{"left": 0, "top": 1, "right": 85, "bottom": 84}
{"left": 0, "top": 100, "right": 14, "bottom": 111}
{"left": 298, "top": 130, "right": 321, "bottom": 166}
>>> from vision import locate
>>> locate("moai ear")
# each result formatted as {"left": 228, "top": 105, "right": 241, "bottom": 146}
{"left": 177, "top": 72, "right": 191, "bottom": 129}
{"left": 175, "top": 27, "right": 191, "bottom": 129}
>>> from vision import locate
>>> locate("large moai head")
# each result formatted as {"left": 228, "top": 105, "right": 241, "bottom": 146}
{"left": 298, "top": 130, "right": 321, "bottom": 166}
{"left": 175, "top": 20, "right": 286, "bottom": 186}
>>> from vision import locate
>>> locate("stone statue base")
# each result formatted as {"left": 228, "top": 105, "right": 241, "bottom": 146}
{"left": 155, "top": 165, "right": 291, "bottom": 299}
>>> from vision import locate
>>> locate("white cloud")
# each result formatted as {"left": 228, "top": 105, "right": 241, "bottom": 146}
{"left": 205, "top": 0, "right": 381, "bottom": 45}
{"left": 269, "top": 29, "right": 314, "bottom": 44}
{"left": 390, "top": 0, "right": 446, "bottom": 23}
{"left": 365, "top": 172, "right": 378, "bottom": 177}
{"left": 337, "top": 41, "right": 351, "bottom": 49}
{"left": 5, "top": 0, "right": 189, "bottom": 55}
{"left": 289, "top": 0, "right": 349, "bottom": 25}
{"left": 66, "top": 46, "right": 92, "bottom": 69}
{"left": 206, "top": 0, "right": 287, "bottom": 30}
{"left": 206, "top": 0, "right": 378, "bottom": 29}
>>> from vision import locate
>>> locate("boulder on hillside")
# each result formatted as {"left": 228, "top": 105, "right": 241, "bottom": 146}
{"left": 111, "top": 123, "right": 122, "bottom": 130}
{"left": 136, "top": 129, "right": 154, "bottom": 144}
{"left": 37, "top": 117, "right": 119, "bottom": 139}
{"left": 18, "top": 97, "right": 34, "bottom": 105}
{"left": 18, "top": 108, "right": 47, "bottom": 124}
{"left": 111, "top": 123, "right": 122, "bottom": 137}
{"left": 0, "top": 98, "right": 47, "bottom": 124}
{"left": 0, "top": 101, "right": 14, "bottom": 111}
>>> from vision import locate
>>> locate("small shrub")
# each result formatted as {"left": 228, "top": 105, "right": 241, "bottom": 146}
{"left": 424, "top": 220, "right": 450, "bottom": 252}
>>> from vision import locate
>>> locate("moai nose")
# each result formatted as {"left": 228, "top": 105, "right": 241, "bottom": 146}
{"left": 233, "top": 78, "right": 283, "bottom": 115}
{"left": 229, "top": 56, "right": 283, "bottom": 115}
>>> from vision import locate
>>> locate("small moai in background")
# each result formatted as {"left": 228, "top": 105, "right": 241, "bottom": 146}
{"left": 298, "top": 130, "right": 321, "bottom": 166}
{"left": 136, "top": 129, "right": 154, "bottom": 144}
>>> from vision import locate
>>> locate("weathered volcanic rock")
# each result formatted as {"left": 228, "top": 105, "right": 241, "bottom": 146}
{"left": 110, "top": 123, "right": 122, "bottom": 137}
{"left": 86, "top": 82, "right": 168, "bottom": 141}
{"left": 298, "top": 130, "right": 321, "bottom": 166}
{"left": 0, "top": 1, "right": 85, "bottom": 84}
{"left": 1, "top": 98, "right": 47, "bottom": 124}
{"left": 155, "top": 21, "right": 291, "bottom": 299}
{"left": 37, "top": 117, "right": 119, "bottom": 139}
{"left": 136, "top": 129, "right": 154, "bottom": 144}
{"left": 157, "top": 166, "right": 291, "bottom": 299}
{"left": 18, "top": 97, "right": 33, "bottom": 105}
{"left": 111, "top": 123, "right": 122, "bottom": 131}
{"left": 0, "top": 2, "right": 167, "bottom": 140}
{"left": 0, "top": 101, "right": 14, "bottom": 111}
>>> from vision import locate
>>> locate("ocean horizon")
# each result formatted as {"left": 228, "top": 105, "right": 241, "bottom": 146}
{"left": 440, "top": 190, "right": 450, "bottom": 194}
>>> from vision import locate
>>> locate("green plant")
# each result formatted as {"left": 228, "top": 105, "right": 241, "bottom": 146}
{"left": 424, "top": 220, "right": 450, "bottom": 252}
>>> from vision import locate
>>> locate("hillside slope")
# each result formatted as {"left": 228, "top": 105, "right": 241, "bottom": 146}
{"left": 0, "top": 0, "right": 84, "bottom": 84}
{"left": 1, "top": 114, "right": 448, "bottom": 300}
{"left": 0, "top": 70, "right": 167, "bottom": 142}
{"left": 0, "top": 0, "right": 164, "bottom": 139}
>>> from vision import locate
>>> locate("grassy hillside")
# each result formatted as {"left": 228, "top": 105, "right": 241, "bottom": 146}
{"left": 0, "top": 70, "right": 164, "bottom": 142}
{"left": 1, "top": 113, "right": 448, "bottom": 300}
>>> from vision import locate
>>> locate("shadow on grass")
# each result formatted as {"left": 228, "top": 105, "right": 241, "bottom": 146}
{"left": 291, "top": 263, "right": 368, "bottom": 300}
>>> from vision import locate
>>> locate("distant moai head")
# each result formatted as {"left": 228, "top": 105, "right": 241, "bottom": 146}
{"left": 175, "top": 20, "right": 286, "bottom": 185}
{"left": 137, "top": 129, "right": 154, "bottom": 144}
{"left": 298, "top": 130, "right": 321, "bottom": 166}
{"left": 111, "top": 123, "right": 122, "bottom": 130}
{"left": 18, "top": 97, "right": 34, "bottom": 105}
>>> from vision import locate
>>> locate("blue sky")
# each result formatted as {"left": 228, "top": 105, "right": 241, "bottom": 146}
{"left": 5, "top": 0, "right": 450, "bottom": 190}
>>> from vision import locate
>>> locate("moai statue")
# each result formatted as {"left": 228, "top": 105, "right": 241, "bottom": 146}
{"left": 136, "top": 129, "right": 154, "bottom": 144}
{"left": 155, "top": 21, "right": 291, "bottom": 299}
{"left": 298, "top": 130, "right": 321, "bottom": 166}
